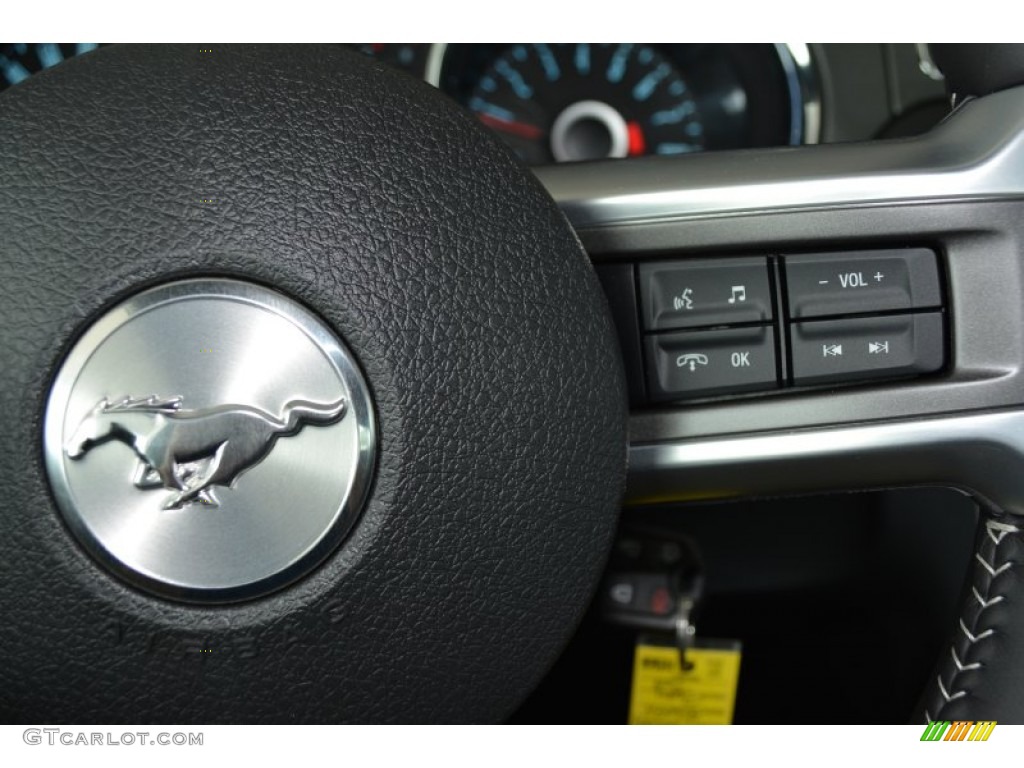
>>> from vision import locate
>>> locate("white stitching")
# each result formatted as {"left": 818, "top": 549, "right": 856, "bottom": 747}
{"left": 950, "top": 646, "right": 982, "bottom": 672}
{"left": 960, "top": 617, "right": 995, "bottom": 643}
{"left": 986, "top": 519, "right": 1021, "bottom": 545}
{"left": 987, "top": 520, "right": 1021, "bottom": 532}
{"left": 972, "top": 586, "right": 1005, "bottom": 610}
{"left": 932, "top": 517, "right": 1018, "bottom": 717}
{"left": 937, "top": 675, "right": 967, "bottom": 703}
{"left": 974, "top": 552, "right": 1013, "bottom": 578}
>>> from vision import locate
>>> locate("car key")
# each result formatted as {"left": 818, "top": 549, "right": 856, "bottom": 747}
{"left": 601, "top": 527, "right": 704, "bottom": 667}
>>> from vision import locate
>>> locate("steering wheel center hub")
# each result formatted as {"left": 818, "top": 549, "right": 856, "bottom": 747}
{"left": 44, "top": 278, "right": 376, "bottom": 603}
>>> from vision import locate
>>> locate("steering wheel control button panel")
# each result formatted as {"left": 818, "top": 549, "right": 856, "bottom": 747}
{"left": 43, "top": 279, "right": 377, "bottom": 603}
{"left": 790, "top": 313, "right": 945, "bottom": 386}
{"left": 639, "top": 257, "right": 773, "bottom": 331}
{"left": 646, "top": 326, "right": 778, "bottom": 401}
{"left": 784, "top": 248, "right": 942, "bottom": 319}
{"left": 594, "top": 247, "right": 950, "bottom": 404}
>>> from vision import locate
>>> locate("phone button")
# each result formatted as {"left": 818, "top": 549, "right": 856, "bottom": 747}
{"left": 646, "top": 325, "right": 779, "bottom": 401}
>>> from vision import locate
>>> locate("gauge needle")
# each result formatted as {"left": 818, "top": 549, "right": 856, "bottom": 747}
{"left": 627, "top": 121, "right": 646, "bottom": 156}
{"left": 477, "top": 112, "right": 544, "bottom": 141}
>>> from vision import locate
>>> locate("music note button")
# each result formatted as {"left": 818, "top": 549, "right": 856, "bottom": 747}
{"left": 640, "top": 258, "right": 773, "bottom": 331}
{"left": 727, "top": 285, "right": 747, "bottom": 304}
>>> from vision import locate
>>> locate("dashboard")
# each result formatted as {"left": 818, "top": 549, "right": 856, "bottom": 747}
{"left": 3, "top": 43, "right": 947, "bottom": 168}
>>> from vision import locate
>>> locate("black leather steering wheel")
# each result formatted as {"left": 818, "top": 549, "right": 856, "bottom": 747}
{"left": 0, "top": 44, "right": 626, "bottom": 723}
{"left": 4, "top": 42, "right": 1024, "bottom": 724}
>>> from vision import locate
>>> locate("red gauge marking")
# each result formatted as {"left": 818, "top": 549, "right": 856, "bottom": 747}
{"left": 627, "top": 121, "right": 646, "bottom": 156}
{"left": 477, "top": 112, "right": 544, "bottom": 141}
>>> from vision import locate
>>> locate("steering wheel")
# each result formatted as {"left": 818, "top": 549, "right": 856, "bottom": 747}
{"left": 1, "top": 43, "right": 1022, "bottom": 724}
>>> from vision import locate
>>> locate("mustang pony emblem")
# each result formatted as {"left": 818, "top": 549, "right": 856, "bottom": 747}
{"left": 65, "top": 395, "right": 347, "bottom": 509}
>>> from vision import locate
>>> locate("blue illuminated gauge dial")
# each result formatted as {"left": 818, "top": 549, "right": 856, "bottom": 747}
{"left": 0, "top": 44, "right": 100, "bottom": 91}
{"left": 467, "top": 44, "right": 706, "bottom": 166}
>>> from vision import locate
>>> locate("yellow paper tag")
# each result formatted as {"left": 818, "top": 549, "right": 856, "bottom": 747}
{"left": 628, "top": 641, "right": 742, "bottom": 725}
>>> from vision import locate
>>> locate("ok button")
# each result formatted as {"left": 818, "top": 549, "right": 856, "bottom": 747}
{"left": 647, "top": 325, "right": 779, "bottom": 401}
{"left": 731, "top": 351, "right": 752, "bottom": 367}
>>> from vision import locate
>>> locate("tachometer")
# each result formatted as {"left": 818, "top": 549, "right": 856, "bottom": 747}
{"left": 437, "top": 44, "right": 815, "bottom": 166}
{"left": 463, "top": 44, "right": 705, "bottom": 166}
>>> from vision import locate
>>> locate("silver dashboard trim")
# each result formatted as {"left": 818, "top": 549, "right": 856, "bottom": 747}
{"left": 776, "top": 43, "right": 821, "bottom": 146}
{"left": 626, "top": 409, "right": 1024, "bottom": 515}
{"left": 915, "top": 43, "right": 946, "bottom": 82}
{"left": 539, "top": 86, "right": 1024, "bottom": 229}
{"left": 425, "top": 43, "right": 445, "bottom": 89}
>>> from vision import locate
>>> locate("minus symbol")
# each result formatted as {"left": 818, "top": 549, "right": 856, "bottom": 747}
{"left": 818, "top": 280, "right": 829, "bottom": 285}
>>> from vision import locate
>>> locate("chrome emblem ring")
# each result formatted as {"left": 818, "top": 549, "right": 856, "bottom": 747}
{"left": 44, "top": 279, "right": 376, "bottom": 603}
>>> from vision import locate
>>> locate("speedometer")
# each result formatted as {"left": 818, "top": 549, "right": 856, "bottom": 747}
{"left": 436, "top": 44, "right": 816, "bottom": 166}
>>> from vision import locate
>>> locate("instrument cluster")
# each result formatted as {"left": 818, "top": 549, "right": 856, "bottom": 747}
{"left": 358, "top": 43, "right": 817, "bottom": 165}
{"left": 1, "top": 43, "right": 818, "bottom": 167}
